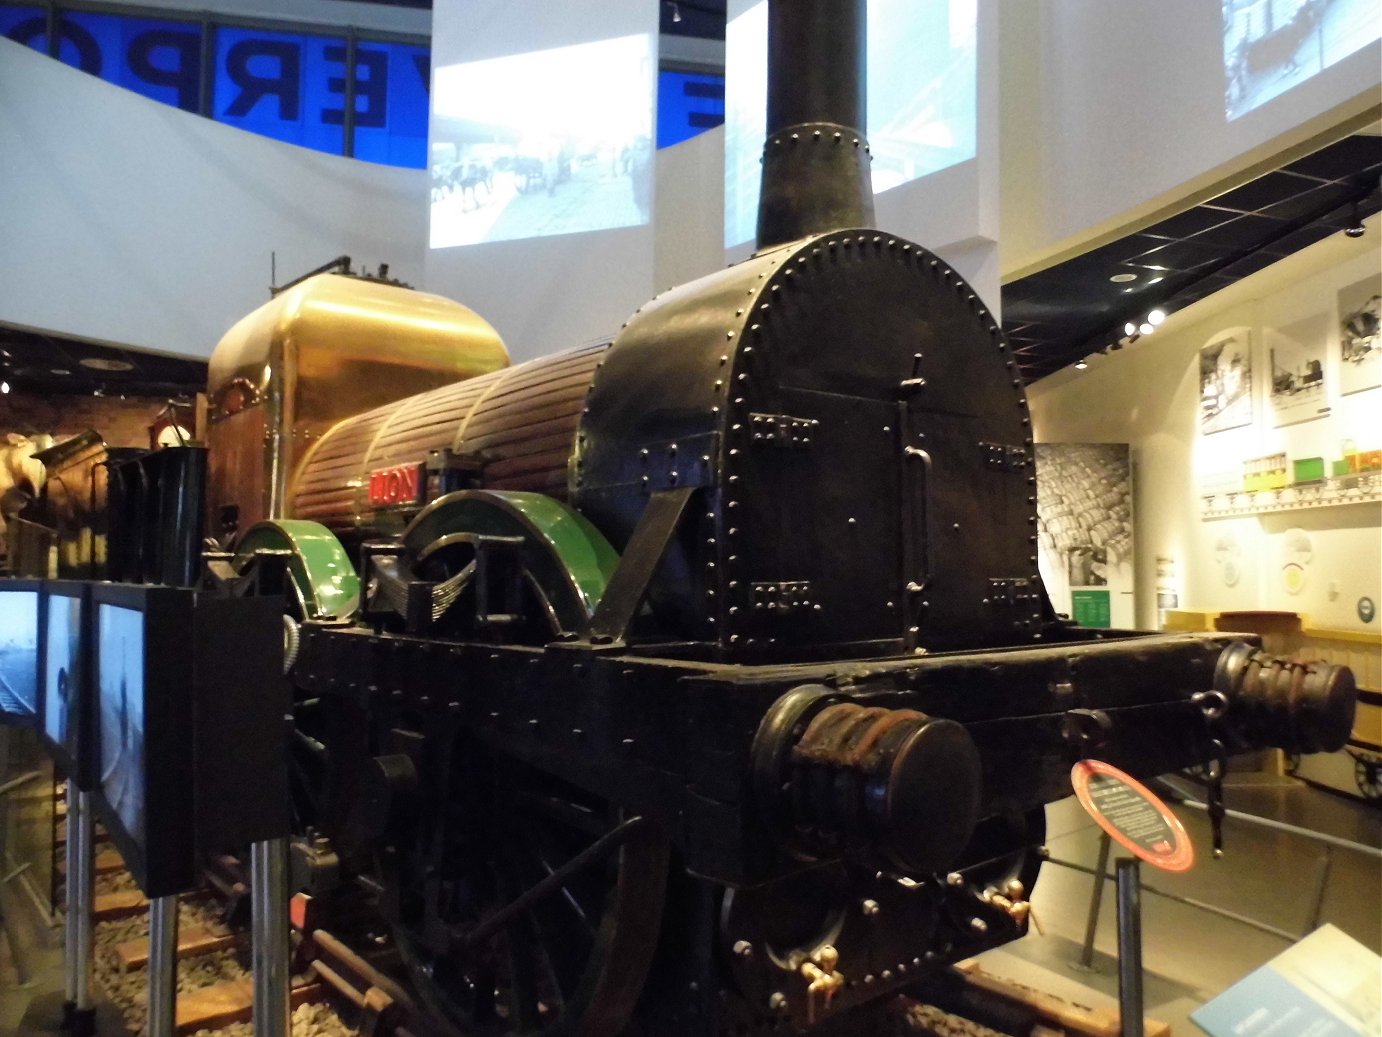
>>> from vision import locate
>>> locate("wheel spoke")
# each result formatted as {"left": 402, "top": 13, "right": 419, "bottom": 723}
{"left": 494, "top": 863, "right": 544, "bottom": 1031}
{"left": 511, "top": 790, "right": 609, "bottom": 838}
{"left": 391, "top": 750, "right": 667, "bottom": 1036}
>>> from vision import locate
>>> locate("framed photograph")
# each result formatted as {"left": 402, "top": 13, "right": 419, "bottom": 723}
{"left": 1267, "top": 314, "right": 1330, "bottom": 427}
{"left": 1337, "top": 275, "right": 1381, "bottom": 397}
{"left": 1035, "top": 443, "right": 1134, "bottom": 629}
{"left": 1200, "top": 328, "right": 1254, "bottom": 434}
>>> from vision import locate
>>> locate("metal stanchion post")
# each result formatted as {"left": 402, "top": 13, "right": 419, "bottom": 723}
{"left": 1305, "top": 845, "right": 1333, "bottom": 932}
{"left": 70, "top": 790, "right": 96, "bottom": 1037}
{"left": 1074, "top": 830, "right": 1112, "bottom": 970}
{"left": 1115, "top": 858, "right": 1145, "bottom": 1037}
{"left": 62, "top": 782, "right": 78, "bottom": 1024}
{"left": 252, "top": 835, "right": 291, "bottom": 1037}
{"left": 147, "top": 894, "right": 180, "bottom": 1037}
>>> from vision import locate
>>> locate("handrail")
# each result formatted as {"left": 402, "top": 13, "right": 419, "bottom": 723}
{"left": 1158, "top": 776, "right": 1381, "bottom": 859}
{"left": 1061, "top": 777, "right": 1380, "bottom": 968}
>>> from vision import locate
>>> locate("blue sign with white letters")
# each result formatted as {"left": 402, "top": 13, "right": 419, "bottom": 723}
{"left": 2, "top": 5, "right": 717, "bottom": 167}
{"left": 1, "top": 6, "right": 429, "bottom": 167}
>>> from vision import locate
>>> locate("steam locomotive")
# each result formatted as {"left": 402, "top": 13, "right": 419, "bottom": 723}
{"left": 130, "top": 1, "right": 1361, "bottom": 1034}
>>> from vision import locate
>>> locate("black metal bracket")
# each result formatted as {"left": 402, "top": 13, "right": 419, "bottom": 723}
{"left": 202, "top": 547, "right": 293, "bottom": 603}
{"left": 425, "top": 448, "right": 486, "bottom": 499}
{"left": 587, "top": 487, "right": 697, "bottom": 646}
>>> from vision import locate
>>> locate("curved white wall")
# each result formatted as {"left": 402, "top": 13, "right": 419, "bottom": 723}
{"left": 1001, "top": 0, "right": 1381, "bottom": 277}
{"left": 1029, "top": 215, "right": 1381, "bottom": 631}
{"left": 0, "top": 37, "right": 427, "bottom": 359}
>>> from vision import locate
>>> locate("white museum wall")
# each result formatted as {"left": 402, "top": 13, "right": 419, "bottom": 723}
{"left": 1029, "top": 215, "right": 1382, "bottom": 632}
{"left": 0, "top": 38, "right": 428, "bottom": 360}
{"left": 1000, "top": 0, "right": 1382, "bottom": 277}
{"left": 654, "top": 125, "right": 726, "bottom": 294}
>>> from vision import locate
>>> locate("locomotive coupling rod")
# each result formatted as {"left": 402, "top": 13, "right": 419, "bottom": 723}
{"left": 459, "top": 816, "right": 648, "bottom": 950}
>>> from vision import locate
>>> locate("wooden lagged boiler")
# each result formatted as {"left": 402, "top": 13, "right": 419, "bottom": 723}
{"left": 189, "top": 2, "right": 1358, "bottom": 1034}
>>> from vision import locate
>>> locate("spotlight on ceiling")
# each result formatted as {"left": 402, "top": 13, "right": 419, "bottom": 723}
{"left": 1148, "top": 308, "right": 1167, "bottom": 326}
{"left": 1139, "top": 322, "right": 1155, "bottom": 336}
{"left": 0, "top": 380, "right": 9, "bottom": 394}
{"left": 1109, "top": 272, "right": 1137, "bottom": 283}
{"left": 1075, "top": 359, "right": 1089, "bottom": 370}
{"left": 1124, "top": 322, "right": 1137, "bottom": 336}
{"left": 670, "top": 1, "right": 682, "bottom": 22}
{"left": 1344, "top": 202, "right": 1365, "bottom": 238}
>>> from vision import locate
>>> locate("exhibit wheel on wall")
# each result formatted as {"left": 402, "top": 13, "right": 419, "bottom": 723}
{"left": 1349, "top": 750, "right": 1382, "bottom": 801}
{"left": 388, "top": 749, "right": 670, "bottom": 1036}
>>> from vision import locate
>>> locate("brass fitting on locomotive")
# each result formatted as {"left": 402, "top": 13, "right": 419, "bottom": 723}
{"left": 751, "top": 685, "right": 982, "bottom": 876}
{"left": 1213, "top": 642, "right": 1356, "bottom": 753}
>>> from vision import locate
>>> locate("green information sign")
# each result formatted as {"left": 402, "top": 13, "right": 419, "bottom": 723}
{"left": 1072, "top": 589, "right": 1112, "bottom": 628}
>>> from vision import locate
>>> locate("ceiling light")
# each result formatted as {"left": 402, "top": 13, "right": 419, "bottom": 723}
{"left": 50, "top": 367, "right": 71, "bottom": 376}
{"left": 1125, "top": 322, "right": 1137, "bottom": 336}
{"left": 1075, "top": 359, "right": 1088, "bottom": 370}
{"left": 1148, "top": 309, "right": 1166, "bottom": 326}
{"left": 1344, "top": 201, "right": 1366, "bottom": 238}
{"left": 1139, "top": 322, "right": 1155, "bottom": 335}
{"left": 1109, "top": 272, "right": 1137, "bottom": 283}
{"left": 79, "top": 357, "right": 135, "bottom": 372}
{"left": 1, "top": 381, "right": 8, "bottom": 394}
{"left": 670, "top": 1, "right": 682, "bottom": 21}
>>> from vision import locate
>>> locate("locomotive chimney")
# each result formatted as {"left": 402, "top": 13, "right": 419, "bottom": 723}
{"left": 756, "top": 0, "right": 876, "bottom": 250}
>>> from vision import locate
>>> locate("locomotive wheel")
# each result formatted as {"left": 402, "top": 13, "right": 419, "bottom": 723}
{"left": 391, "top": 752, "right": 669, "bottom": 1036}
{"left": 400, "top": 490, "right": 619, "bottom": 641}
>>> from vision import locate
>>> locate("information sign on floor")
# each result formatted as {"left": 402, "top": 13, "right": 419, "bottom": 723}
{"left": 1192, "top": 924, "right": 1382, "bottom": 1037}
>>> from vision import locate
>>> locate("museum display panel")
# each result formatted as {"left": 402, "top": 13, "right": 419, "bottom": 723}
{"left": 0, "top": 578, "right": 40, "bottom": 723}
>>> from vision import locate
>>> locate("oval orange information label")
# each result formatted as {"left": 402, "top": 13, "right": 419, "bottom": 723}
{"left": 1071, "top": 760, "right": 1194, "bottom": 872}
